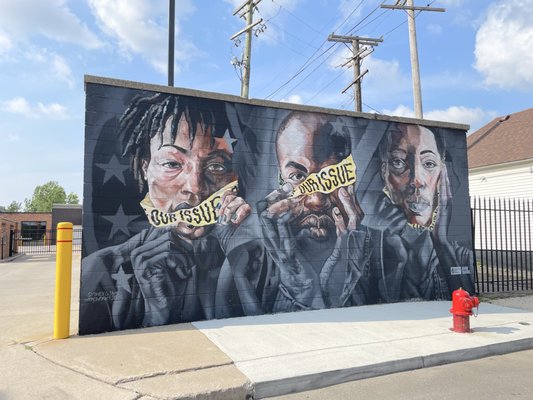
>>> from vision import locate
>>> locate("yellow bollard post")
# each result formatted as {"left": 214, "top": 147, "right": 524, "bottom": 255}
{"left": 54, "top": 222, "right": 73, "bottom": 339}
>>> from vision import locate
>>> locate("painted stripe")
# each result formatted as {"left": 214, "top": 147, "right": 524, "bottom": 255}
{"left": 56, "top": 240, "right": 72, "bottom": 243}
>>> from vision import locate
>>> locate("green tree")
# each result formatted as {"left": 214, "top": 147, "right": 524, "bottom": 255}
{"left": 6, "top": 201, "right": 22, "bottom": 212}
{"left": 24, "top": 181, "right": 68, "bottom": 212}
{"left": 66, "top": 192, "right": 80, "bottom": 205}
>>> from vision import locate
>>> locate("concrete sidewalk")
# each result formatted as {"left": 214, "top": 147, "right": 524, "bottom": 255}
{"left": 2, "top": 254, "right": 533, "bottom": 399}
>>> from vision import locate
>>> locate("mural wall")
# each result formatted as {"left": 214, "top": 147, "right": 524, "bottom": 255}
{"left": 80, "top": 78, "right": 474, "bottom": 334}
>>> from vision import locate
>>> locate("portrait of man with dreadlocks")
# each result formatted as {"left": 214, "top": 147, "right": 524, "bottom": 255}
{"left": 79, "top": 93, "right": 252, "bottom": 334}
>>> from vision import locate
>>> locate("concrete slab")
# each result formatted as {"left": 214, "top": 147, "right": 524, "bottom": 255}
{"left": 4, "top": 254, "right": 533, "bottom": 399}
{"left": 33, "top": 323, "right": 235, "bottom": 385}
{"left": 0, "top": 343, "right": 137, "bottom": 400}
{"left": 0, "top": 254, "right": 80, "bottom": 344}
{"left": 119, "top": 364, "right": 252, "bottom": 400}
{"left": 193, "top": 302, "right": 533, "bottom": 398}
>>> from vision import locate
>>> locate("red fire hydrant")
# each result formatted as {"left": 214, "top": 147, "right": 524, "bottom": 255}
{"left": 450, "top": 288, "right": 479, "bottom": 333}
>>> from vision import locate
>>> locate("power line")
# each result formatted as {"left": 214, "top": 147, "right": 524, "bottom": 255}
{"left": 255, "top": 9, "right": 317, "bottom": 51}
{"left": 304, "top": 68, "right": 347, "bottom": 104}
{"left": 274, "top": 5, "right": 384, "bottom": 101}
{"left": 264, "top": 0, "right": 370, "bottom": 100}
{"left": 252, "top": 3, "right": 323, "bottom": 95}
{"left": 333, "top": 0, "right": 366, "bottom": 32}
{"left": 343, "top": 4, "right": 382, "bottom": 35}
{"left": 327, "top": 34, "right": 382, "bottom": 112}
{"left": 230, "top": 0, "right": 264, "bottom": 98}
{"left": 352, "top": 9, "right": 390, "bottom": 35}
{"left": 363, "top": 102, "right": 383, "bottom": 114}
{"left": 380, "top": 0, "right": 444, "bottom": 118}
{"left": 265, "top": 42, "right": 337, "bottom": 99}
{"left": 280, "top": 44, "right": 340, "bottom": 99}
{"left": 382, "top": 0, "right": 437, "bottom": 36}
{"left": 271, "top": 0, "right": 323, "bottom": 35}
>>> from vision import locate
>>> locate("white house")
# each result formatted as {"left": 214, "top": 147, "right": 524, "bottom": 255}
{"left": 468, "top": 108, "right": 533, "bottom": 251}
{"left": 468, "top": 108, "right": 533, "bottom": 198}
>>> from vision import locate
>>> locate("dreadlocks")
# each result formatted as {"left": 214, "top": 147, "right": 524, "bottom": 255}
{"left": 119, "top": 92, "right": 231, "bottom": 192}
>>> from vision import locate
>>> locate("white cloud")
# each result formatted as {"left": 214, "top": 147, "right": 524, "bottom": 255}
{"left": 280, "top": 94, "right": 303, "bottom": 104}
{"left": 426, "top": 23, "right": 443, "bottom": 35}
{"left": 259, "top": 0, "right": 300, "bottom": 16}
{"left": 7, "top": 133, "right": 20, "bottom": 142}
{"left": 336, "top": 0, "right": 364, "bottom": 30}
{"left": 1, "top": 97, "right": 69, "bottom": 119}
{"left": 382, "top": 104, "right": 498, "bottom": 131}
{"left": 0, "top": 30, "right": 13, "bottom": 55}
{"left": 439, "top": 0, "right": 466, "bottom": 6}
{"left": 362, "top": 56, "right": 411, "bottom": 101}
{"left": 51, "top": 54, "right": 75, "bottom": 88}
{"left": 25, "top": 49, "right": 75, "bottom": 88}
{"left": 226, "top": 0, "right": 301, "bottom": 45}
{"left": 0, "top": 0, "right": 102, "bottom": 49}
{"left": 382, "top": 105, "right": 415, "bottom": 118}
{"left": 88, "top": 0, "right": 196, "bottom": 74}
{"left": 226, "top": 0, "right": 299, "bottom": 17}
{"left": 326, "top": 50, "right": 412, "bottom": 104}
{"left": 474, "top": 0, "right": 533, "bottom": 89}
{"left": 327, "top": 47, "right": 351, "bottom": 71}
{"left": 426, "top": 106, "right": 497, "bottom": 129}
{"left": 2, "top": 97, "right": 32, "bottom": 115}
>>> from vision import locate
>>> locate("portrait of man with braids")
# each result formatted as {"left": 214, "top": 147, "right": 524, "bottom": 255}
{"left": 79, "top": 92, "right": 253, "bottom": 334}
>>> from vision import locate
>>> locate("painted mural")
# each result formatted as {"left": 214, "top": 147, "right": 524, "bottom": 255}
{"left": 79, "top": 79, "right": 474, "bottom": 334}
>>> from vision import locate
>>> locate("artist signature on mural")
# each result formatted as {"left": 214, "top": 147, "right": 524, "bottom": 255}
{"left": 87, "top": 290, "right": 117, "bottom": 302}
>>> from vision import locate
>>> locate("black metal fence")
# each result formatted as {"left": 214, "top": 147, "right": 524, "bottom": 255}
{"left": 15, "top": 227, "right": 82, "bottom": 255}
{"left": 472, "top": 196, "right": 533, "bottom": 293}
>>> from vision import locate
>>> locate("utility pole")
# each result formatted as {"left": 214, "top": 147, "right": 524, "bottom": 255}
{"left": 231, "top": 0, "right": 263, "bottom": 98}
{"left": 328, "top": 34, "right": 382, "bottom": 112}
{"left": 381, "top": 0, "right": 445, "bottom": 119}
{"left": 168, "top": 0, "right": 175, "bottom": 86}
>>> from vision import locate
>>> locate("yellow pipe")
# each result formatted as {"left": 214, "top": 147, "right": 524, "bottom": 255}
{"left": 53, "top": 222, "right": 73, "bottom": 339}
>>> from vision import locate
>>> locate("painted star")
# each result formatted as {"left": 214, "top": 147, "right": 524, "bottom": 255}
{"left": 223, "top": 128, "right": 238, "bottom": 150}
{"left": 111, "top": 265, "right": 133, "bottom": 293}
{"left": 102, "top": 205, "right": 140, "bottom": 240}
{"left": 96, "top": 154, "right": 129, "bottom": 185}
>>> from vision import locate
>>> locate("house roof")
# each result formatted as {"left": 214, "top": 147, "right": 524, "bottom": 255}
{"left": 467, "top": 107, "right": 533, "bottom": 169}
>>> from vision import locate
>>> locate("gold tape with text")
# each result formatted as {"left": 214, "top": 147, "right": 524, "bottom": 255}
{"left": 140, "top": 181, "right": 238, "bottom": 228}
{"left": 290, "top": 154, "right": 356, "bottom": 198}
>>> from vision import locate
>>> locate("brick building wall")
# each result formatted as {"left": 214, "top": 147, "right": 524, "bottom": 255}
{"left": 0, "top": 213, "right": 53, "bottom": 232}
{"left": 0, "top": 216, "right": 17, "bottom": 259}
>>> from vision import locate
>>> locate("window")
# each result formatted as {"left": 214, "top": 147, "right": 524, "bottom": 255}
{"left": 20, "top": 221, "right": 47, "bottom": 241}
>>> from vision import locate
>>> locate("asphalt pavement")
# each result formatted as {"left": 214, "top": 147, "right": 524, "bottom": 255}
{"left": 2, "top": 254, "right": 533, "bottom": 400}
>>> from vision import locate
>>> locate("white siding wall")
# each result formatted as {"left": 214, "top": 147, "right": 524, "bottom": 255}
{"left": 469, "top": 160, "right": 533, "bottom": 250}
{"left": 469, "top": 162, "right": 533, "bottom": 198}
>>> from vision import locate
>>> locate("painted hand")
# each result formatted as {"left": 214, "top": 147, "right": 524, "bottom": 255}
{"left": 432, "top": 163, "right": 452, "bottom": 245}
{"left": 320, "top": 185, "right": 368, "bottom": 306}
{"left": 217, "top": 188, "right": 252, "bottom": 226}
{"left": 130, "top": 227, "right": 193, "bottom": 326}
{"left": 257, "top": 183, "right": 323, "bottom": 309}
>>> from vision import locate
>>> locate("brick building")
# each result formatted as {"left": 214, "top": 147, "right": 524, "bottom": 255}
{"left": 0, "top": 212, "right": 53, "bottom": 240}
{"left": 0, "top": 215, "right": 17, "bottom": 259}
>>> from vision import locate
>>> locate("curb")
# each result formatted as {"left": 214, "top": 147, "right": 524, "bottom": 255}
{"left": 0, "top": 253, "right": 24, "bottom": 263}
{"left": 251, "top": 337, "right": 533, "bottom": 399}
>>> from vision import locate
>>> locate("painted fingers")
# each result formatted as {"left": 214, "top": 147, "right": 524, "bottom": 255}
{"left": 334, "top": 185, "right": 364, "bottom": 235}
{"left": 218, "top": 189, "right": 252, "bottom": 226}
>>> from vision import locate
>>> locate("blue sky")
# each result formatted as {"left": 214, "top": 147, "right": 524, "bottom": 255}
{"left": 1, "top": 0, "right": 532, "bottom": 207}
